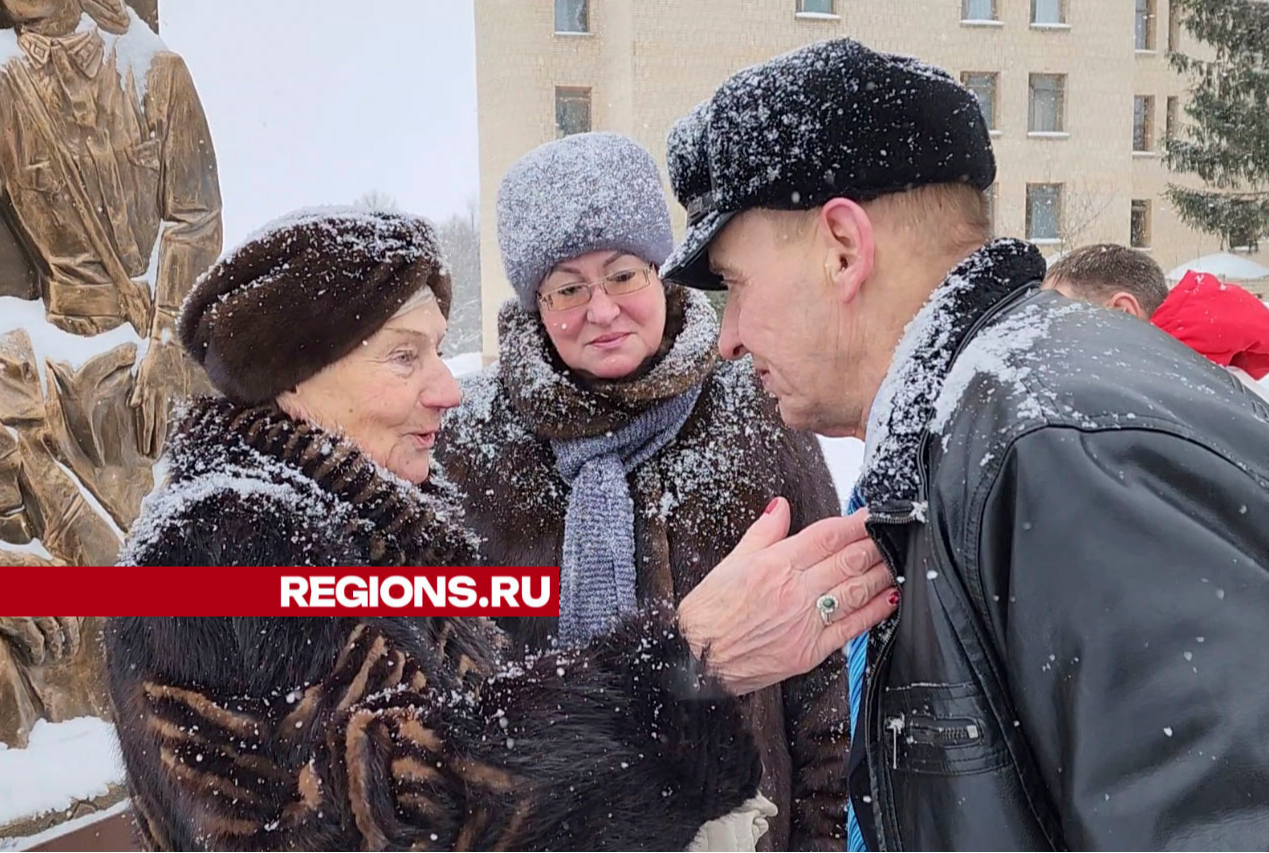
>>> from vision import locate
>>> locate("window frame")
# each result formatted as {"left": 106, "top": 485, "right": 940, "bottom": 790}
{"left": 1133, "top": 95, "right": 1156, "bottom": 152}
{"left": 1028, "top": 73, "right": 1067, "bottom": 133}
{"left": 961, "top": 71, "right": 999, "bottom": 131}
{"left": 1030, "top": 0, "right": 1066, "bottom": 26}
{"left": 1026, "top": 183, "right": 1063, "bottom": 243}
{"left": 554, "top": 86, "right": 592, "bottom": 138}
{"left": 1135, "top": 0, "right": 1157, "bottom": 50}
{"left": 554, "top": 0, "right": 590, "bottom": 35}
{"left": 1130, "top": 199, "right": 1152, "bottom": 249}
{"left": 962, "top": 0, "right": 997, "bottom": 22}
{"left": 796, "top": 0, "right": 836, "bottom": 15}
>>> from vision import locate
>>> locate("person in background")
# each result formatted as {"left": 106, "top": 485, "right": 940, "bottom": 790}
{"left": 436, "top": 130, "right": 855, "bottom": 851}
{"left": 1151, "top": 270, "right": 1269, "bottom": 403}
{"left": 1041, "top": 243, "right": 1168, "bottom": 319}
{"left": 1044, "top": 246, "right": 1269, "bottom": 403}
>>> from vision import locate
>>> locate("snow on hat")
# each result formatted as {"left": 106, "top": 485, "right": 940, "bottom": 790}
{"left": 666, "top": 99, "right": 713, "bottom": 215}
{"left": 663, "top": 38, "right": 997, "bottom": 289}
{"left": 497, "top": 132, "right": 674, "bottom": 312}
{"left": 179, "top": 206, "right": 451, "bottom": 405}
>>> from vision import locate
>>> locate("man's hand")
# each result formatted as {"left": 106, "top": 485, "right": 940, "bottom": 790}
{"left": 130, "top": 337, "right": 181, "bottom": 458}
{"left": 0, "top": 617, "right": 83, "bottom": 666}
{"left": 677, "top": 498, "right": 896, "bottom": 695}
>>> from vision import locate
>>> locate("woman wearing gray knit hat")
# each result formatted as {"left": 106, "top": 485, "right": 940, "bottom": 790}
{"left": 436, "top": 131, "right": 851, "bottom": 850}
{"left": 105, "top": 206, "right": 774, "bottom": 851}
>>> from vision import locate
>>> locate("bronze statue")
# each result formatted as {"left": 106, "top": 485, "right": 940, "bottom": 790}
{"left": 0, "top": 0, "right": 221, "bottom": 749}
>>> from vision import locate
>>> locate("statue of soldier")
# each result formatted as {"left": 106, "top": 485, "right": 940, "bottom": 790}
{"left": 0, "top": 0, "right": 221, "bottom": 748}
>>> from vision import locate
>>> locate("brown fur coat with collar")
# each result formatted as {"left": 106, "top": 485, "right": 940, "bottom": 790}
{"left": 435, "top": 287, "right": 849, "bottom": 850}
{"left": 107, "top": 397, "right": 762, "bottom": 851}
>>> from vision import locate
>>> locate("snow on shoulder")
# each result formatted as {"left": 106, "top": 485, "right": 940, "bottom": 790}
{"left": 643, "top": 354, "right": 778, "bottom": 523}
{"left": 931, "top": 302, "right": 1081, "bottom": 433}
{"left": 443, "top": 362, "right": 536, "bottom": 466}
{"left": 862, "top": 258, "right": 976, "bottom": 490}
{"left": 860, "top": 239, "right": 1047, "bottom": 502}
{"left": 98, "top": 8, "right": 167, "bottom": 104}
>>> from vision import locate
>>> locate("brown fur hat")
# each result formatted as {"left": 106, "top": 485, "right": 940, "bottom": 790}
{"left": 180, "top": 207, "right": 452, "bottom": 405}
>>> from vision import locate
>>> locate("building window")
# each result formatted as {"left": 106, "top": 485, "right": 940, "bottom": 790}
{"left": 1168, "top": 0, "right": 1181, "bottom": 51}
{"left": 554, "top": 0, "right": 589, "bottom": 34}
{"left": 797, "top": 0, "right": 835, "bottom": 14}
{"left": 1166, "top": 95, "right": 1179, "bottom": 139}
{"left": 555, "top": 87, "right": 591, "bottom": 137}
{"left": 1031, "top": 0, "right": 1065, "bottom": 25}
{"left": 962, "top": 72, "right": 998, "bottom": 130}
{"left": 1027, "top": 183, "right": 1062, "bottom": 242}
{"left": 962, "top": 0, "right": 996, "bottom": 22}
{"left": 1029, "top": 74, "right": 1066, "bottom": 133}
{"left": 1135, "top": 0, "right": 1156, "bottom": 50}
{"left": 1131, "top": 200, "right": 1152, "bottom": 248}
{"left": 1133, "top": 95, "right": 1155, "bottom": 151}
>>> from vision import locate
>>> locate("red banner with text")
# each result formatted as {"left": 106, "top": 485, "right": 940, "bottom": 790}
{"left": 0, "top": 566, "right": 559, "bottom": 616}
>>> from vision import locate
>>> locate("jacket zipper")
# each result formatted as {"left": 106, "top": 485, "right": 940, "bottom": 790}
{"left": 861, "top": 282, "right": 1038, "bottom": 851}
{"left": 885, "top": 712, "right": 984, "bottom": 750}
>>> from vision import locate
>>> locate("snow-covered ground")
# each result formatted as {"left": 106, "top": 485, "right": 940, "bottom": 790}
{"left": 0, "top": 717, "right": 124, "bottom": 829}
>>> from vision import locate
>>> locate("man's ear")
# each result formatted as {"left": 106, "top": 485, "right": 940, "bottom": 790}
{"left": 1106, "top": 291, "right": 1146, "bottom": 320}
{"left": 819, "top": 198, "right": 874, "bottom": 304}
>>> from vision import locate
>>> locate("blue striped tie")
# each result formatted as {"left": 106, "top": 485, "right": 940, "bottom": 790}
{"left": 844, "top": 485, "right": 869, "bottom": 852}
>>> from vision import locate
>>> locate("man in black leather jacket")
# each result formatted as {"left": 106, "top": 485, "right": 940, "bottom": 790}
{"left": 663, "top": 37, "right": 1269, "bottom": 850}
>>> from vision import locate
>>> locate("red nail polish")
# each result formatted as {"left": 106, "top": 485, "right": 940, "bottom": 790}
{"left": 888, "top": 590, "right": 901, "bottom": 606}
{"left": 763, "top": 497, "right": 780, "bottom": 515}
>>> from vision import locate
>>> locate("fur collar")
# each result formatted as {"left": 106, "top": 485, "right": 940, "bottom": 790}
{"left": 496, "top": 285, "right": 719, "bottom": 440}
{"left": 859, "top": 238, "right": 1046, "bottom": 510}
{"left": 166, "top": 396, "right": 480, "bottom": 567}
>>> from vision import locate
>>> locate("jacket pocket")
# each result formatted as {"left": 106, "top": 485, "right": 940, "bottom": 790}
{"left": 14, "top": 159, "right": 61, "bottom": 193}
{"left": 127, "top": 139, "right": 161, "bottom": 171}
{"left": 881, "top": 681, "right": 1008, "bottom": 775}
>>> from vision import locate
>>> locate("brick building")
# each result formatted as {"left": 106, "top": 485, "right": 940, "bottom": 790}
{"left": 475, "top": 0, "right": 1268, "bottom": 354}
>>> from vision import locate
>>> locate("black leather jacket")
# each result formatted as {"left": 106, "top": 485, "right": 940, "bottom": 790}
{"left": 848, "top": 239, "right": 1269, "bottom": 850}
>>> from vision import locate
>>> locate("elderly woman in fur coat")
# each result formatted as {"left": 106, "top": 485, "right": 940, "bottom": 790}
{"left": 434, "top": 132, "right": 850, "bottom": 851}
{"left": 105, "top": 209, "right": 771, "bottom": 851}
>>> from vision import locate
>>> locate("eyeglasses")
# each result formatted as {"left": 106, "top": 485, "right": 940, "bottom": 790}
{"left": 537, "top": 268, "right": 655, "bottom": 312}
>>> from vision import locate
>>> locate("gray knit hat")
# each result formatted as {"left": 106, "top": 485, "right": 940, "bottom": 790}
{"left": 497, "top": 132, "right": 674, "bottom": 312}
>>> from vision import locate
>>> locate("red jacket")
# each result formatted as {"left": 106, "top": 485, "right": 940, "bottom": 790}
{"left": 1151, "top": 270, "right": 1269, "bottom": 380}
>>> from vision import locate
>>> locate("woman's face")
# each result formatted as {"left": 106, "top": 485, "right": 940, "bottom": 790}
{"left": 537, "top": 251, "right": 667, "bottom": 380}
{"left": 279, "top": 297, "right": 459, "bottom": 484}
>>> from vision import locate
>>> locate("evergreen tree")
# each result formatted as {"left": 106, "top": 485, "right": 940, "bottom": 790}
{"left": 1166, "top": 0, "right": 1269, "bottom": 250}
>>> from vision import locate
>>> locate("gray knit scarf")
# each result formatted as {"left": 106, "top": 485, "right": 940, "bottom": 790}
{"left": 551, "top": 384, "right": 701, "bottom": 645}
{"left": 497, "top": 286, "right": 720, "bottom": 646}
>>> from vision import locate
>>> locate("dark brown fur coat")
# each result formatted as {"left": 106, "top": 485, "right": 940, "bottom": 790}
{"left": 435, "top": 287, "right": 849, "bottom": 850}
{"left": 107, "top": 397, "right": 761, "bottom": 850}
